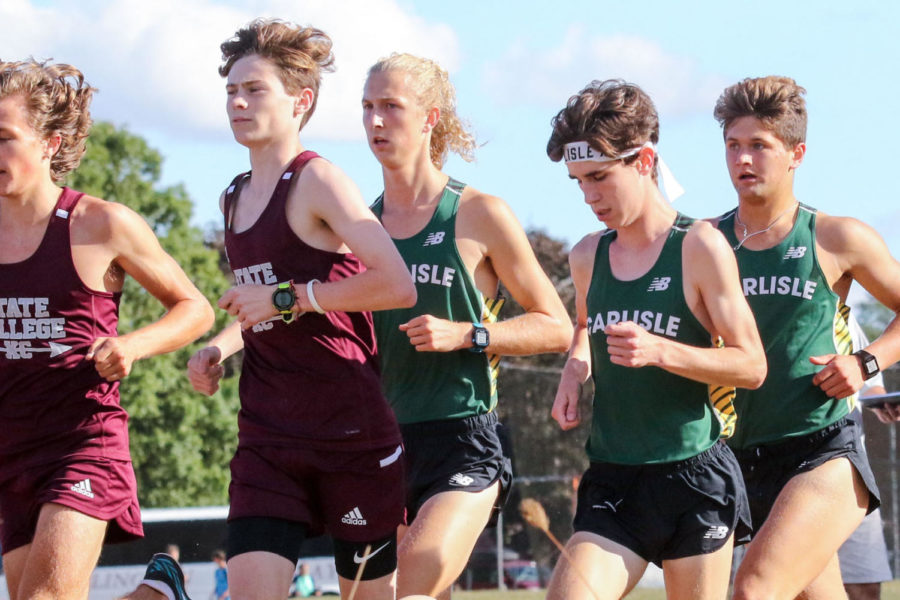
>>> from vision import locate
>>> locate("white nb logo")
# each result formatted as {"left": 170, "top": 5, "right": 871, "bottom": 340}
{"left": 784, "top": 246, "right": 807, "bottom": 259}
{"left": 423, "top": 231, "right": 445, "bottom": 246}
{"left": 703, "top": 525, "right": 730, "bottom": 540}
{"left": 647, "top": 276, "right": 671, "bottom": 292}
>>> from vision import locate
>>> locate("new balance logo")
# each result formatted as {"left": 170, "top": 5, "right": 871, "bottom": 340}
{"left": 784, "top": 246, "right": 807, "bottom": 259}
{"left": 647, "top": 276, "right": 671, "bottom": 292}
{"left": 423, "top": 231, "right": 446, "bottom": 246}
{"left": 449, "top": 473, "right": 474, "bottom": 487}
{"left": 703, "top": 525, "right": 730, "bottom": 540}
{"left": 591, "top": 500, "right": 623, "bottom": 512}
{"left": 341, "top": 507, "right": 367, "bottom": 526}
{"left": 70, "top": 479, "right": 95, "bottom": 499}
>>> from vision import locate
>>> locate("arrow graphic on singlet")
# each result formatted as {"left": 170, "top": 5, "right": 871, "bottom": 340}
{"left": 0, "top": 341, "right": 73, "bottom": 358}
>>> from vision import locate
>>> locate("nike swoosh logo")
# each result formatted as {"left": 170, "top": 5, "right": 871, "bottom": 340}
{"left": 353, "top": 539, "right": 392, "bottom": 564}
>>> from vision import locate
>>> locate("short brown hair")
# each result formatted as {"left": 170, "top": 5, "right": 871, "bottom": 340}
{"left": 547, "top": 79, "right": 659, "bottom": 181}
{"left": 219, "top": 19, "right": 334, "bottom": 129}
{"left": 0, "top": 59, "right": 95, "bottom": 183}
{"left": 367, "top": 53, "right": 475, "bottom": 169}
{"left": 713, "top": 76, "right": 806, "bottom": 147}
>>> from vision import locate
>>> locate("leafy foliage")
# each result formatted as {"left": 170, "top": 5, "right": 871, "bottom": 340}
{"left": 67, "top": 122, "right": 239, "bottom": 507}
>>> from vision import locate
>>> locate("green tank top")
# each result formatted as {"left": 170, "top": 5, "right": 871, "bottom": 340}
{"left": 585, "top": 214, "right": 730, "bottom": 464}
{"left": 371, "top": 179, "right": 503, "bottom": 424}
{"left": 717, "top": 204, "right": 854, "bottom": 449}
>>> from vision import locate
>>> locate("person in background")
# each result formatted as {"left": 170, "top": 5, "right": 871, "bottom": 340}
{"left": 289, "top": 563, "right": 320, "bottom": 598}
{"left": 211, "top": 550, "right": 228, "bottom": 600}
{"left": 840, "top": 313, "right": 897, "bottom": 600}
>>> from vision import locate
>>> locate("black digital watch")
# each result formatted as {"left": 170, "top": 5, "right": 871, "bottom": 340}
{"left": 272, "top": 281, "right": 297, "bottom": 324}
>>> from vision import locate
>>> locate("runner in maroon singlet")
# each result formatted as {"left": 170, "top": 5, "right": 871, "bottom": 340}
{"left": 186, "top": 19, "right": 415, "bottom": 600}
{"left": 0, "top": 60, "right": 214, "bottom": 600}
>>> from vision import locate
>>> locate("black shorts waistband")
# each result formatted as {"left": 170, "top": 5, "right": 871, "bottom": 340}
{"left": 590, "top": 441, "right": 730, "bottom": 475}
{"left": 731, "top": 417, "right": 852, "bottom": 461}
{"left": 399, "top": 411, "right": 499, "bottom": 438}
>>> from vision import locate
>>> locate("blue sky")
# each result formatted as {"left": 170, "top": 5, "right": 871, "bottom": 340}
{"left": 6, "top": 0, "right": 899, "bottom": 304}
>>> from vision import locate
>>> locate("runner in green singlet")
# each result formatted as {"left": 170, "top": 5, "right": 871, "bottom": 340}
{"left": 362, "top": 53, "right": 573, "bottom": 599}
{"left": 546, "top": 80, "right": 765, "bottom": 600}
{"left": 711, "top": 76, "right": 900, "bottom": 600}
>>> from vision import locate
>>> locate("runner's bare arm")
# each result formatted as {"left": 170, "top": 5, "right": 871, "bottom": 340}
{"left": 811, "top": 216, "right": 900, "bottom": 398}
{"left": 552, "top": 234, "right": 598, "bottom": 430}
{"left": 218, "top": 160, "right": 415, "bottom": 328}
{"left": 401, "top": 192, "right": 572, "bottom": 354}
{"left": 85, "top": 201, "right": 214, "bottom": 380}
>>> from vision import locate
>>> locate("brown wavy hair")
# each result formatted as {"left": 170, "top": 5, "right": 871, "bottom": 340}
{"left": 0, "top": 59, "right": 95, "bottom": 183}
{"left": 367, "top": 53, "right": 475, "bottom": 169}
{"left": 547, "top": 79, "right": 659, "bottom": 182}
{"left": 713, "top": 76, "right": 807, "bottom": 147}
{"left": 219, "top": 19, "right": 334, "bottom": 130}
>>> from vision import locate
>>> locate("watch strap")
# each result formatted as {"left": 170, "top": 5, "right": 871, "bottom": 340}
{"left": 854, "top": 349, "right": 880, "bottom": 380}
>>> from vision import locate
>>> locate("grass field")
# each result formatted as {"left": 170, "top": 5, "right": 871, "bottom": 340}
{"left": 453, "top": 580, "right": 900, "bottom": 599}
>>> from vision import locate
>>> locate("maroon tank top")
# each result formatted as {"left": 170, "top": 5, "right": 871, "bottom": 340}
{"left": 0, "top": 188, "right": 129, "bottom": 479}
{"left": 223, "top": 151, "right": 400, "bottom": 450}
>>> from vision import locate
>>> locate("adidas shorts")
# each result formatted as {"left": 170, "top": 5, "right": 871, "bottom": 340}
{"left": 0, "top": 456, "right": 143, "bottom": 553}
{"left": 228, "top": 441, "right": 405, "bottom": 543}
{"left": 400, "top": 411, "right": 513, "bottom": 525}
{"left": 732, "top": 417, "right": 880, "bottom": 534}
{"left": 573, "top": 441, "right": 751, "bottom": 565}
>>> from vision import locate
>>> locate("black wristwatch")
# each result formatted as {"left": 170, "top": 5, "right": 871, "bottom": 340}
{"left": 854, "top": 349, "right": 880, "bottom": 380}
{"left": 272, "top": 281, "right": 297, "bottom": 324}
{"left": 469, "top": 323, "right": 489, "bottom": 353}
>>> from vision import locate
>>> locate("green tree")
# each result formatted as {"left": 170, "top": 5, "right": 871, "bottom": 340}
{"left": 67, "top": 122, "right": 239, "bottom": 507}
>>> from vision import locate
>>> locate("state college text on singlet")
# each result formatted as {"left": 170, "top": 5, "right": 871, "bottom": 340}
{"left": 0, "top": 188, "right": 128, "bottom": 478}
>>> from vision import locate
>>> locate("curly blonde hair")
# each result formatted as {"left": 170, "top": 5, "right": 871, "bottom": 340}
{"left": 367, "top": 53, "right": 475, "bottom": 168}
{"left": 0, "top": 59, "right": 95, "bottom": 183}
{"left": 219, "top": 19, "right": 335, "bottom": 130}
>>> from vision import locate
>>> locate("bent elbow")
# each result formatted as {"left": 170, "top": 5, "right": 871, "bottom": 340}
{"left": 198, "top": 301, "right": 216, "bottom": 335}
{"left": 553, "top": 320, "right": 575, "bottom": 353}
{"left": 396, "top": 280, "right": 417, "bottom": 309}
{"left": 744, "top": 355, "right": 767, "bottom": 390}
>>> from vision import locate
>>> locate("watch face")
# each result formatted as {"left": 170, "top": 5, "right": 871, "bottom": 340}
{"left": 474, "top": 328, "right": 489, "bottom": 347}
{"left": 273, "top": 289, "right": 294, "bottom": 311}
{"left": 864, "top": 357, "right": 879, "bottom": 376}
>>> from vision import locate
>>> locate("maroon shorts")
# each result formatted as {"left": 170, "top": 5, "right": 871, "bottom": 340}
{"left": 0, "top": 456, "right": 143, "bottom": 553}
{"left": 228, "top": 441, "right": 405, "bottom": 542}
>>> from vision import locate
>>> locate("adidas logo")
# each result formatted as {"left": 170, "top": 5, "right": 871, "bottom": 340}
{"left": 784, "top": 246, "right": 807, "bottom": 259}
{"left": 423, "top": 231, "right": 446, "bottom": 246}
{"left": 341, "top": 507, "right": 367, "bottom": 526}
{"left": 703, "top": 525, "right": 730, "bottom": 540}
{"left": 449, "top": 473, "right": 474, "bottom": 487}
{"left": 647, "top": 276, "right": 671, "bottom": 292}
{"left": 70, "top": 479, "right": 95, "bottom": 499}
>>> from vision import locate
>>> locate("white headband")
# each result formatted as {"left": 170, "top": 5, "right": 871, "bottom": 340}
{"left": 562, "top": 140, "right": 685, "bottom": 202}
